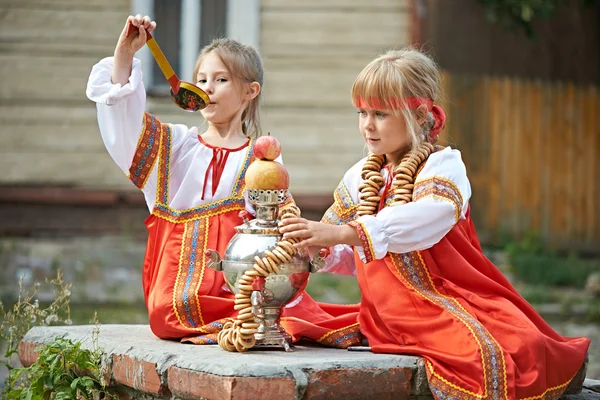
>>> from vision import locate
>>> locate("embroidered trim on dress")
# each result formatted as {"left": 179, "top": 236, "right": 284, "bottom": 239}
{"left": 389, "top": 252, "right": 507, "bottom": 400}
{"left": 153, "top": 197, "right": 245, "bottom": 223}
{"left": 156, "top": 123, "right": 172, "bottom": 205}
{"left": 413, "top": 176, "right": 463, "bottom": 222}
{"left": 129, "top": 113, "right": 161, "bottom": 189}
{"left": 517, "top": 377, "right": 576, "bottom": 400}
{"left": 180, "top": 318, "right": 235, "bottom": 344}
{"left": 317, "top": 322, "right": 361, "bottom": 348}
{"left": 232, "top": 139, "right": 254, "bottom": 197}
{"left": 322, "top": 181, "right": 359, "bottom": 225}
{"left": 172, "top": 218, "right": 210, "bottom": 329}
{"left": 349, "top": 220, "right": 375, "bottom": 263}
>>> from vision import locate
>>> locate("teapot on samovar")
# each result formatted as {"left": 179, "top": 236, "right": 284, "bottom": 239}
{"left": 205, "top": 135, "right": 326, "bottom": 352}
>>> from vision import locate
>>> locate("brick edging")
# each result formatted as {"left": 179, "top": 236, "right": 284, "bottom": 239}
{"left": 18, "top": 339, "right": 426, "bottom": 400}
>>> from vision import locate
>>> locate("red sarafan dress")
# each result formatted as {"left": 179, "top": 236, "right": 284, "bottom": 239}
{"left": 86, "top": 57, "right": 360, "bottom": 347}
{"left": 320, "top": 147, "right": 590, "bottom": 400}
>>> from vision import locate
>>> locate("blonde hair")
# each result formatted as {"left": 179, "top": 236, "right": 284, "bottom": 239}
{"left": 193, "top": 38, "right": 264, "bottom": 137}
{"left": 351, "top": 47, "right": 442, "bottom": 151}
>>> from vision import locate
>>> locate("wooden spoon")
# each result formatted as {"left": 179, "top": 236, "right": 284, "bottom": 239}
{"left": 126, "top": 23, "right": 210, "bottom": 112}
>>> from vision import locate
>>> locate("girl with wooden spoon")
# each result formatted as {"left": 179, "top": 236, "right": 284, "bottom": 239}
{"left": 86, "top": 14, "right": 359, "bottom": 346}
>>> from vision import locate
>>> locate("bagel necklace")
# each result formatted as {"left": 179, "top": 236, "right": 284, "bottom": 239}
{"left": 357, "top": 142, "right": 435, "bottom": 216}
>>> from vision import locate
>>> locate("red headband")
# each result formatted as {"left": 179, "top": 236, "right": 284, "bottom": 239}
{"left": 354, "top": 96, "right": 447, "bottom": 139}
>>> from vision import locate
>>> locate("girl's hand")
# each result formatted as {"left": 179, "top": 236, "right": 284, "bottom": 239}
{"left": 279, "top": 218, "right": 360, "bottom": 248}
{"left": 115, "top": 14, "right": 156, "bottom": 57}
{"left": 112, "top": 15, "right": 156, "bottom": 85}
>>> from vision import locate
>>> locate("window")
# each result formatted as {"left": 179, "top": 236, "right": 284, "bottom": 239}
{"left": 132, "top": 0, "right": 259, "bottom": 95}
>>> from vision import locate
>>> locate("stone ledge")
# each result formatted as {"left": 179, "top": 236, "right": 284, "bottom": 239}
{"left": 18, "top": 325, "right": 597, "bottom": 400}
{"left": 18, "top": 325, "right": 430, "bottom": 400}
{"left": 567, "top": 382, "right": 600, "bottom": 400}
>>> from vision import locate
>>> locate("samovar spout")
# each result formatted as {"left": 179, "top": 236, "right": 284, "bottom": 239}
{"left": 205, "top": 249, "right": 223, "bottom": 271}
{"left": 309, "top": 248, "right": 329, "bottom": 273}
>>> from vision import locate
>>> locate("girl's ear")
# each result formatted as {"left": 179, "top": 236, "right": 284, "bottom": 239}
{"left": 415, "top": 104, "right": 428, "bottom": 125}
{"left": 245, "top": 82, "right": 261, "bottom": 100}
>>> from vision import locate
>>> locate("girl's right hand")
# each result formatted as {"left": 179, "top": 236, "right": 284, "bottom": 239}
{"left": 115, "top": 14, "right": 156, "bottom": 57}
{"left": 112, "top": 15, "right": 156, "bottom": 85}
{"left": 279, "top": 218, "right": 361, "bottom": 249}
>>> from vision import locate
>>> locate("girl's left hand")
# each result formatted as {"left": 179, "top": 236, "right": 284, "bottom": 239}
{"left": 279, "top": 218, "right": 354, "bottom": 248}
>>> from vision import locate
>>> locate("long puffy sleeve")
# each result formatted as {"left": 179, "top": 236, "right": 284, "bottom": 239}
{"left": 353, "top": 147, "right": 471, "bottom": 262}
{"left": 86, "top": 57, "right": 196, "bottom": 211}
{"left": 86, "top": 57, "right": 161, "bottom": 206}
{"left": 317, "top": 244, "right": 357, "bottom": 276}
{"left": 86, "top": 57, "right": 146, "bottom": 172}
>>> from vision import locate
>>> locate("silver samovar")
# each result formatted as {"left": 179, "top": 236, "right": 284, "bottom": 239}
{"left": 205, "top": 188, "right": 325, "bottom": 351}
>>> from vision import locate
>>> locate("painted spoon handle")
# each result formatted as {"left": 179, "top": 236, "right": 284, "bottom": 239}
{"left": 125, "top": 23, "right": 180, "bottom": 93}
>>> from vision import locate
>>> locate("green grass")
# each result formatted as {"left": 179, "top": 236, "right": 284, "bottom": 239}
{"left": 505, "top": 232, "right": 600, "bottom": 288}
{"left": 68, "top": 303, "right": 149, "bottom": 325}
{"left": 305, "top": 273, "right": 361, "bottom": 304}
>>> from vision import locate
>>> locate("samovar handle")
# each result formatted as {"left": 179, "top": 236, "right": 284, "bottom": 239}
{"left": 309, "top": 248, "right": 329, "bottom": 273}
{"left": 205, "top": 249, "right": 223, "bottom": 271}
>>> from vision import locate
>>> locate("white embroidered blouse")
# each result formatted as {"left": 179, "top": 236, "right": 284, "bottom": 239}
{"left": 321, "top": 147, "right": 472, "bottom": 275}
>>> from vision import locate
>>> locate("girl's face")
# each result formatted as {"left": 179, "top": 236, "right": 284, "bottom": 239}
{"left": 358, "top": 108, "right": 410, "bottom": 164}
{"left": 196, "top": 52, "right": 247, "bottom": 125}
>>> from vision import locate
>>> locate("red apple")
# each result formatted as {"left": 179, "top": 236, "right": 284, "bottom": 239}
{"left": 253, "top": 133, "right": 282, "bottom": 161}
{"left": 245, "top": 159, "right": 290, "bottom": 190}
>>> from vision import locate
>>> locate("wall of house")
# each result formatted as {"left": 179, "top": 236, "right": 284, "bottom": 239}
{"left": 0, "top": 0, "right": 131, "bottom": 189}
{"left": 258, "top": 0, "right": 412, "bottom": 194}
{"left": 144, "top": 0, "right": 413, "bottom": 196}
{"left": 0, "top": 0, "right": 412, "bottom": 198}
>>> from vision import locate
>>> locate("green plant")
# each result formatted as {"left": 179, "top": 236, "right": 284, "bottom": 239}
{"left": 585, "top": 301, "right": 600, "bottom": 323}
{"left": 517, "top": 284, "right": 561, "bottom": 305}
{"left": 1, "top": 268, "right": 113, "bottom": 399}
{"left": 1, "top": 270, "right": 72, "bottom": 383}
{"left": 505, "top": 231, "right": 600, "bottom": 288}
{"left": 4, "top": 330, "right": 114, "bottom": 400}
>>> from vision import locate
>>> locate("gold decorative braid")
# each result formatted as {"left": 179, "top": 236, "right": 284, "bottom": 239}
{"left": 217, "top": 206, "right": 302, "bottom": 352}
{"left": 358, "top": 142, "right": 435, "bottom": 216}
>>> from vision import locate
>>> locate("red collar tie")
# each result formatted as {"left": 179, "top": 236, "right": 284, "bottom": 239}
{"left": 201, "top": 147, "right": 231, "bottom": 200}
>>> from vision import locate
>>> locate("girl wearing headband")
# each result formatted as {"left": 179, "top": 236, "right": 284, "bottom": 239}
{"left": 280, "top": 48, "right": 589, "bottom": 399}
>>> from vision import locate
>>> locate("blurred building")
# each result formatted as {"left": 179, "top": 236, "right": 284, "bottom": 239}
{"left": 0, "top": 0, "right": 598, "bottom": 251}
